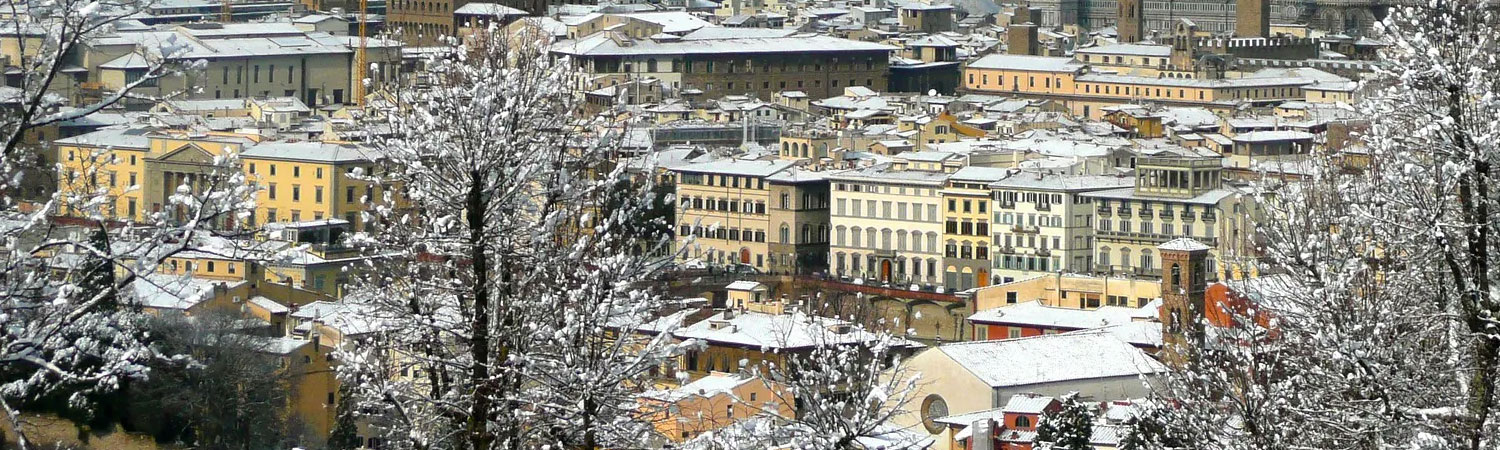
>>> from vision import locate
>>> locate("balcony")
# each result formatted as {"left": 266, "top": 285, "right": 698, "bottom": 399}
{"left": 1011, "top": 224, "right": 1040, "bottom": 234}
{"left": 1202, "top": 212, "right": 1218, "bottom": 222}
{"left": 1116, "top": 207, "right": 1132, "bottom": 218}
{"left": 1096, "top": 205, "right": 1112, "bottom": 216}
{"left": 1180, "top": 212, "right": 1197, "bottom": 221}
{"left": 1138, "top": 208, "right": 1153, "bottom": 216}
{"left": 1035, "top": 203, "right": 1052, "bottom": 212}
{"left": 998, "top": 245, "right": 1015, "bottom": 254}
{"left": 998, "top": 201, "right": 1015, "bottom": 210}
{"left": 1036, "top": 248, "right": 1051, "bottom": 257}
{"left": 1159, "top": 210, "right": 1174, "bottom": 220}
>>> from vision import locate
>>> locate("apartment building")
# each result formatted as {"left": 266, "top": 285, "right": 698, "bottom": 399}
{"left": 962, "top": 53, "right": 1312, "bottom": 118}
{"left": 899, "top": 3, "right": 954, "bottom": 33}
{"left": 827, "top": 162, "right": 949, "bottom": 289}
{"left": 80, "top": 23, "right": 403, "bottom": 108}
{"left": 765, "top": 167, "right": 832, "bottom": 275}
{"left": 672, "top": 159, "right": 810, "bottom": 271}
{"left": 551, "top": 29, "right": 895, "bottom": 100}
{"left": 988, "top": 172, "right": 1135, "bottom": 283}
{"left": 54, "top": 126, "right": 396, "bottom": 232}
{"left": 940, "top": 167, "right": 1005, "bottom": 291}
{"left": 242, "top": 141, "right": 390, "bottom": 230}
{"left": 1080, "top": 156, "right": 1249, "bottom": 278}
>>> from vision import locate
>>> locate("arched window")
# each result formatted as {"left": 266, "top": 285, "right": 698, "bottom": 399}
{"left": 818, "top": 224, "right": 828, "bottom": 242}
{"left": 1015, "top": 416, "right": 1032, "bottom": 428}
{"left": 779, "top": 224, "right": 791, "bottom": 244}
{"left": 802, "top": 224, "right": 812, "bottom": 244}
{"left": 1099, "top": 246, "right": 1111, "bottom": 268}
{"left": 1141, "top": 249, "right": 1154, "bottom": 271}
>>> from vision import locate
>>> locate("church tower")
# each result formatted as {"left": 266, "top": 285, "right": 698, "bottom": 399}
{"left": 1158, "top": 238, "right": 1211, "bottom": 366}
{"left": 1235, "top": 0, "right": 1270, "bottom": 37}
{"left": 1116, "top": 0, "right": 1143, "bottom": 43}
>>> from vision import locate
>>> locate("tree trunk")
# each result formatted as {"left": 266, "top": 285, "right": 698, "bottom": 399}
{"left": 1450, "top": 84, "right": 1497, "bottom": 450}
{"left": 465, "top": 171, "right": 494, "bottom": 450}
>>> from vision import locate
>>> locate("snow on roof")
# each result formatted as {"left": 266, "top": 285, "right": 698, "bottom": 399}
{"left": 1076, "top": 43, "right": 1172, "bottom": 57}
{"left": 1076, "top": 73, "right": 1311, "bottom": 89}
{"left": 900, "top": 150, "right": 959, "bottom": 162}
{"left": 669, "top": 158, "right": 795, "bottom": 177}
{"left": 725, "top": 280, "right": 766, "bottom": 291}
{"left": 454, "top": 2, "right": 528, "bottom": 16}
{"left": 934, "top": 332, "right": 1167, "bottom": 387}
{"left": 1231, "top": 130, "right": 1316, "bottom": 142}
{"left": 100, "top": 52, "right": 151, "bottom": 70}
{"left": 1160, "top": 107, "right": 1220, "bottom": 128}
{"left": 552, "top": 32, "right": 894, "bottom": 57}
{"left": 241, "top": 141, "right": 379, "bottom": 163}
{"left": 1002, "top": 394, "right": 1056, "bottom": 414}
{"left": 128, "top": 274, "right": 240, "bottom": 310}
{"left": 989, "top": 172, "right": 1134, "bottom": 191}
{"left": 950, "top": 166, "right": 1011, "bottom": 182}
{"left": 766, "top": 166, "right": 832, "bottom": 183}
{"left": 290, "top": 300, "right": 396, "bottom": 336}
{"left": 902, "top": 2, "right": 953, "bottom": 10}
{"left": 1159, "top": 237, "right": 1212, "bottom": 252}
{"left": 967, "top": 54, "right": 1083, "bottom": 72}
{"left": 828, "top": 162, "right": 951, "bottom": 185}
{"left": 1081, "top": 321, "right": 1164, "bottom": 348}
{"left": 249, "top": 295, "right": 290, "bottom": 314}
{"left": 54, "top": 126, "right": 153, "bottom": 149}
{"left": 673, "top": 310, "right": 889, "bottom": 350}
{"left": 967, "top": 300, "right": 1150, "bottom": 330}
{"left": 1220, "top": 274, "right": 1304, "bottom": 316}
{"left": 910, "top": 34, "right": 960, "bottom": 47}
{"left": 641, "top": 372, "right": 754, "bottom": 402}
{"left": 252, "top": 336, "right": 310, "bottom": 355}
{"left": 615, "top": 11, "right": 714, "bottom": 33}
{"left": 681, "top": 27, "right": 796, "bottom": 40}
{"left": 96, "top": 29, "right": 352, "bottom": 59}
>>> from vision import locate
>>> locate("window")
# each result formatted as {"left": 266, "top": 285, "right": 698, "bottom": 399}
{"left": 294, "top": 166, "right": 301, "bottom": 177}
{"left": 315, "top": 186, "right": 324, "bottom": 203}
{"left": 268, "top": 183, "right": 277, "bottom": 200}
{"left": 292, "top": 185, "right": 301, "bottom": 201}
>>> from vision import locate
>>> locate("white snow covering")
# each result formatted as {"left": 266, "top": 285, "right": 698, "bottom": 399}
{"left": 967, "top": 299, "right": 1155, "bottom": 330}
{"left": 673, "top": 310, "right": 892, "bottom": 350}
{"left": 935, "top": 332, "right": 1167, "bottom": 387}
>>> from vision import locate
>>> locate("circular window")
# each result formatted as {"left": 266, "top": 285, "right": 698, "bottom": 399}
{"left": 920, "top": 393, "right": 949, "bottom": 434}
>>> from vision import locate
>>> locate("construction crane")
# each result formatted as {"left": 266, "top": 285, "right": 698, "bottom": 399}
{"left": 354, "top": 0, "right": 369, "bottom": 107}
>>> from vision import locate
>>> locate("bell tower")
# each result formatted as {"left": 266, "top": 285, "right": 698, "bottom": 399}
{"left": 1115, "top": 0, "right": 1144, "bottom": 43}
{"left": 1158, "top": 238, "right": 1210, "bottom": 366}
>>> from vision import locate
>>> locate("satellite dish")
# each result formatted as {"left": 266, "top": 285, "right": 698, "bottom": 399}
{"left": 927, "top": 89, "right": 937, "bottom": 96}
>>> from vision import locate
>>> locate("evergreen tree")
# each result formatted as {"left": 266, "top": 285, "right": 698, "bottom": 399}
{"left": 327, "top": 383, "right": 360, "bottom": 450}
{"left": 1034, "top": 393, "right": 1093, "bottom": 450}
{"left": 77, "top": 227, "right": 117, "bottom": 310}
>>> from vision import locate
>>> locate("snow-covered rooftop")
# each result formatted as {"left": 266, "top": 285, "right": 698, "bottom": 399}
{"left": 967, "top": 300, "right": 1155, "bottom": 330}
{"left": 934, "top": 332, "right": 1167, "bottom": 387}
